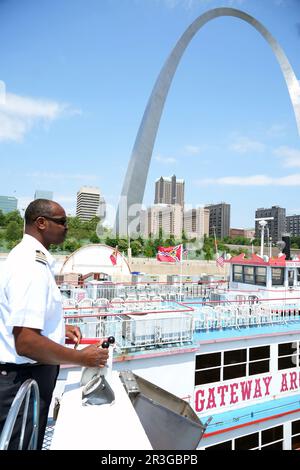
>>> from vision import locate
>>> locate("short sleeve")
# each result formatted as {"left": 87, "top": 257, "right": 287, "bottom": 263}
{"left": 5, "top": 256, "right": 49, "bottom": 330}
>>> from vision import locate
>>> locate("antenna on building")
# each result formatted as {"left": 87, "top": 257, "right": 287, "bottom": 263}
{"left": 255, "top": 217, "right": 274, "bottom": 258}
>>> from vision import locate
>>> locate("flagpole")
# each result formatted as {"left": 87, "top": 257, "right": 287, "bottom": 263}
{"left": 213, "top": 226, "right": 218, "bottom": 257}
{"left": 180, "top": 244, "right": 183, "bottom": 301}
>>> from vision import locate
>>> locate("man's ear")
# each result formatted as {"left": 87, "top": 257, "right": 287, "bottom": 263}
{"left": 35, "top": 217, "right": 47, "bottom": 231}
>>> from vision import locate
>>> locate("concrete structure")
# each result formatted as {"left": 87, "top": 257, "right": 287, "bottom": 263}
{"left": 154, "top": 175, "right": 184, "bottom": 207}
{"left": 230, "top": 228, "right": 255, "bottom": 239}
{"left": 76, "top": 186, "right": 100, "bottom": 221}
{"left": 0, "top": 195, "right": 17, "bottom": 214}
{"left": 34, "top": 190, "right": 53, "bottom": 200}
{"left": 286, "top": 215, "right": 300, "bottom": 237}
{"left": 115, "top": 7, "right": 300, "bottom": 237}
{"left": 206, "top": 203, "right": 230, "bottom": 239}
{"left": 184, "top": 207, "right": 209, "bottom": 240}
{"left": 255, "top": 206, "right": 286, "bottom": 242}
{"left": 140, "top": 204, "right": 183, "bottom": 239}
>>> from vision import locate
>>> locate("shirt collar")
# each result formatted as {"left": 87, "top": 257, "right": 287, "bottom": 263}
{"left": 22, "top": 234, "right": 56, "bottom": 270}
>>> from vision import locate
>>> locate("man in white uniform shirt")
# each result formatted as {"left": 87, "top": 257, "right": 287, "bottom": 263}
{"left": 0, "top": 199, "right": 108, "bottom": 449}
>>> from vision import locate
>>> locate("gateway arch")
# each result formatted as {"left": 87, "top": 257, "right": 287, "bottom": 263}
{"left": 115, "top": 7, "right": 300, "bottom": 236}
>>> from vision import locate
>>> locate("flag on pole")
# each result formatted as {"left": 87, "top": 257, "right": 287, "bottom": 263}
{"left": 110, "top": 246, "right": 118, "bottom": 266}
{"left": 216, "top": 252, "right": 225, "bottom": 267}
{"left": 156, "top": 244, "right": 182, "bottom": 263}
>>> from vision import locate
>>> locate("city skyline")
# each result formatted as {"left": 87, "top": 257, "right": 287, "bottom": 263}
{"left": 0, "top": 0, "right": 299, "bottom": 227}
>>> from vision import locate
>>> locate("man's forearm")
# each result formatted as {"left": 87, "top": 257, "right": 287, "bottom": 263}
{"left": 13, "top": 326, "right": 84, "bottom": 366}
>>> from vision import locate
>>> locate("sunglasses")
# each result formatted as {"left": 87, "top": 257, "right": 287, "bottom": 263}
{"left": 35, "top": 215, "right": 68, "bottom": 226}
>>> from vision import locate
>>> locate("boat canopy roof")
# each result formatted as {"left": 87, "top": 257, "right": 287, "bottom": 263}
{"left": 227, "top": 253, "right": 300, "bottom": 267}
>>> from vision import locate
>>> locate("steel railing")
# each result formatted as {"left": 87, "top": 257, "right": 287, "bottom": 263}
{"left": 0, "top": 379, "right": 40, "bottom": 450}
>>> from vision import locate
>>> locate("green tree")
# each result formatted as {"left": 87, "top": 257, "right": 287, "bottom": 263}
{"left": 4, "top": 210, "right": 23, "bottom": 227}
{"left": 130, "top": 240, "right": 142, "bottom": 257}
{"left": 5, "top": 221, "right": 23, "bottom": 242}
{"left": 62, "top": 238, "right": 82, "bottom": 252}
{"left": 89, "top": 232, "right": 100, "bottom": 244}
{"left": 0, "top": 210, "right": 5, "bottom": 226}
{"left": 204, "top": 247, "right": 214, "bottom": 260}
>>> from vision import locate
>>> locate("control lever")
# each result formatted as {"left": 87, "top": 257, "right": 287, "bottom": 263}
{"left": 81, "top": 336, "right": 115, "bottom": 406}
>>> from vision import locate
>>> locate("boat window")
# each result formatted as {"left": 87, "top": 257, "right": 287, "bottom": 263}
{"left": 224, "top": 349, "right": 246, "bottom": 365}
{"left": 195, "top": 352, "right": 221, "bottom": 370}
{"left": 249, "top": 360, "right": 269, "bottom": 376}
{"left": 271, "top": 268, "right": 284, "bottom": 286}
{"left": 278, "top": 342, "right": 298, "bottom": 370}
{"left": 292, "top": 419, "right": 300, "bottom": 436}
{"left": 234, "top": 432, "right": 259, "bottom": 450}
{"left": 233, "top": 265, "right": 243, "bottom": 282}
{"left": 278, "top": 342, "right": 296, "bottom": 356}
{"left": 262, "top": 426, "right": 283, "bottom": 445}
{"left": 261, "top": 441, "right": 283, "bottom": 450}
{"left": 297, "top": 269, "right": 300, "bottom": 283}
{"left": 194, "top": 368, "right": 220, "bottom": 386}
{"left": 223, "top": 363, "right": 246, "bottom": 380}
{"left": 205, "top": 440, "right": 232, "bottom": 450}
{"left": 278, "top": 356, "right": 297, "bottom": 370}
{"left": 255, "top": 266, "right": 266, "bottom": 286}
{"left": 288, "top": 270, "right": 294, "bottom": 287}
{"left": 292, "top": 420, "right": 300, "bottom": 450}
{"left": 244, "top": 266, "right": 255, "bottom": 284}
{"left": 249, "top": 346, "right": 270, "bottom": 360}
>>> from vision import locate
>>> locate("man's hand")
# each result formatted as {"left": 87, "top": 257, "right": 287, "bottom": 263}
{"left": 65, "top": 324, "right": 82, "bottom": 348}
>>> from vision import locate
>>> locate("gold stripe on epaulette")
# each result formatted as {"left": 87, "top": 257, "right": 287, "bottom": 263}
{"left": 35, "top": 250, "right": 47, "bottom": 265}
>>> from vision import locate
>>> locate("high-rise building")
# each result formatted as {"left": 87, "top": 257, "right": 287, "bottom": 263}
{"left": 76, "top": 186, "right": 101, "bottom": 221}
{"left": 286, "top": 214, "right": 300, "bottom": 237}
{"left": 34, "top": 190, "right": 53, "bottom": 200}
{"left": 0, "top": 195, "right": 18, "bottom": 214}
{"left": 205, "top": 203, "right": 231, "bottom": 239}
{"left": 255, "top": 206, "right": 286, "bottom": 242}
{"left": 183, "top": 207, "right": 209, "bottom": 239}
{"left": 154, "top": 175, "right": 184, "bottom": 207}
{"left": 140, "top": 204, "right": 183, "bottom": 239}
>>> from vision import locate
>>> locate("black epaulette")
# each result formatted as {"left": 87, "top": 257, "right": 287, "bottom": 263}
{"left": 35, "top": 250, "right": 47, "bottom": 265}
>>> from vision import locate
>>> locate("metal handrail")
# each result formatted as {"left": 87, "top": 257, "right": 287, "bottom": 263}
{"left": 0, "top": 379, "right": 40, "bottom": 450}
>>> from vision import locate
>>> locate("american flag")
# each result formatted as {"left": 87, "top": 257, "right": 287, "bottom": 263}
{"left": 216, "top": 252, "right": 225, "bottom": 267}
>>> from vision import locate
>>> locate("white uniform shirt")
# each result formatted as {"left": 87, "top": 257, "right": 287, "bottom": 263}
{"left": 0, "top": 234, "right": 65, "bottom": 364}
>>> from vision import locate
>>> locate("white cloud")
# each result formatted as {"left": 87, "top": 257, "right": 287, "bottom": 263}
{"left": 229, "top": 136, "right": 265, "bottom": 154}
{"left": 154, "top": 154, "right": 177, "bottom": 164}
{"left": 195, "top": 174, "right": 300, "bottom": 186}
{"left": 184, "top": 145, "right": 202, "bottom": 155}
{"left": 274, "top": 146, "right": 300, "bottom": 168}
{"left": 266, "top": 123, "right": 287, "bottom": 137}
{"left": 0, "top": 92, "right": 78, "bottom": 142}
{"left": 25, "top": 171, "right": 97, "bottom": 181}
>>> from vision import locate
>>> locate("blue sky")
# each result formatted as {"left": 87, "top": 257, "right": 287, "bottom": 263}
{"left": 0, "top": 0, "right": 299, "bottom": 228}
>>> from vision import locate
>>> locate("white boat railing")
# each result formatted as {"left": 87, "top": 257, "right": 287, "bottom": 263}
{"left": 65, "top": 312, "right": 194, "bottom": 350}
{"left": 64, "top": 297, "right": 300, "bottom": 351}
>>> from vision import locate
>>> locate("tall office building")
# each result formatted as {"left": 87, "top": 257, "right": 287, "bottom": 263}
{"left": 76, "top": 186, "right": 101, "bottom": 221}
{"left": 0, "top": 195, "right": 18, "bottom": 214}
{"left": 183, "top": 207, "right": 209, "bottom": 239}
{"left": 154, "top": 175, "right": 184, "bottom": 207}
{"left": 255, "top": 206, "right": 286, "bottom": 242}
{"left": 140, "top": 204, "right": 183, "bottom": 239}
{"left": 286, "top": 214, "right": 300, "bottom": 237}
{"left": 205, "top": 203, "right": 231, "bottom": 239}
{"left": 34, "top": 190, "right": 53, "bottom": 200}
